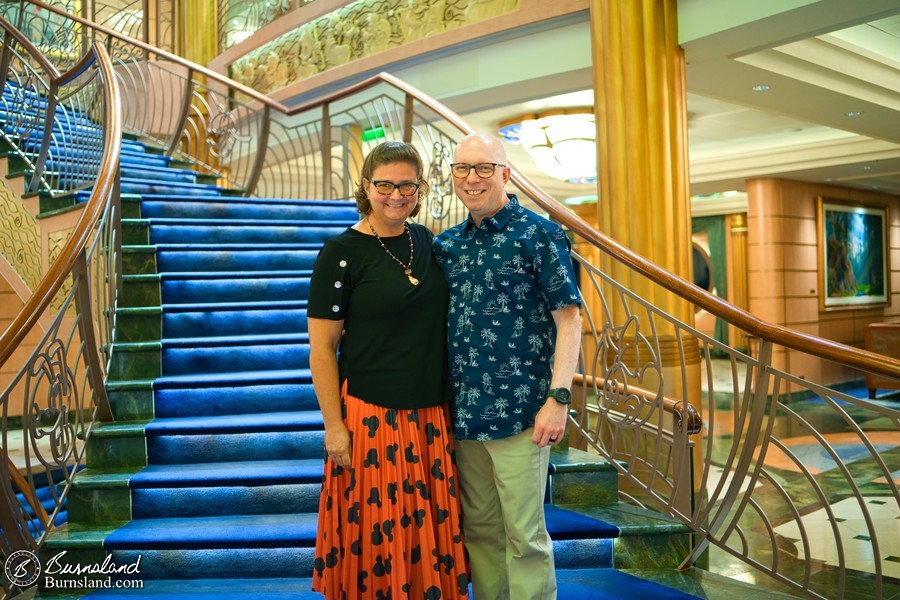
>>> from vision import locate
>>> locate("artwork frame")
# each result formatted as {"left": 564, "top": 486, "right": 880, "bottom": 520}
{"left": 817, "top": 197, "right": 890, "bottom": 311}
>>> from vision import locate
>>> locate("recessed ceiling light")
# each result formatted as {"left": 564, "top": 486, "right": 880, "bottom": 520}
{"left": 845, "top": 111, "right": 862, "bottom": 117}
{"left": 861, "top": 165, "right": 872, "bottom": 171}
{"left": 751, "top": 85, "right": 770, "bottom": 92}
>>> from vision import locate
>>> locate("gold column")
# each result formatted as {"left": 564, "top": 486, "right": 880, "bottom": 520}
{"left": 728, "top": 212, "right": 749, "bottom": 351}
{"left": 591, "top": 0, "right": 691, "bottom": 317}
{"left": 176, "top": 0, "right": 218, "bottom": 66}
{"left": 173, "top": 1, "right": 219, "bottom": 171}
{"left": 589, "top": 0, "right": 700, "bottom": 405}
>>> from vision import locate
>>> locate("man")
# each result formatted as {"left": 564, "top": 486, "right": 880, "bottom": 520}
{"left": 433, "top": 132, "right": 582, "bottom": 600}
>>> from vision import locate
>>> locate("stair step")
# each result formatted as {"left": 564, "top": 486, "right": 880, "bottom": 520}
{"left": 160, "top": 332, "right": 309, "bottom": 348}
{"left": 87, "top": 411, "right": 326, "bottom": 466}
{"left": 160, "top": 337, "right": 310, "bottom": 375}
{"left": 163, "top": 306, "right": 309, "bottom": 338}
{"left": 160, "top": 275, "right": 312, "bottom": 304}
{"left": 135, "top": 219, "right": 351, "bottom": 245}
{"left": 153, "top": 381, "right": 318, "bottom": 418}
{"left": 145, "top": 410, "right": 324, "bottom": 436}
{"left": 156, "top": 248, "right": 320, "bottom": 273}
{"left": 139, "top": 197, "right": 359, "bottom": 221}
{"left": 90, "top": 411, "right": 324, "bottom": 439}
{"left": 120, "top": 149, "right": 173, "bottom": 167}
{"left": 548, "top": 446, "right": 620, "bottom": 506}
{"left": 120, "top": 164, "right": 199, "bottom": 184}
{"left": 119, "top": 177, "right": 223, "bottom": 196}
{"left": 565, "top": 503, "right": 692, "bottom": 570}
{"left": 152, "top": 368, "right": 313, "bottom": 389}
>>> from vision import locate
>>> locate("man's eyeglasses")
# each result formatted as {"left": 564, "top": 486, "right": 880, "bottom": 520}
{"left": 449, "top": 163, "right": 506, "bottom": 178}
{"left": 370, "top": 180, "right": 420, "bottom": 196}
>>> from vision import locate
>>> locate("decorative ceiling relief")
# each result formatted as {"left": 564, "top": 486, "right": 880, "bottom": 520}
{"left": 0, "top": 181, "right": 41, "bottom": 291}
{"left": 229, "top": 0, "right": 519, "bottom": 94}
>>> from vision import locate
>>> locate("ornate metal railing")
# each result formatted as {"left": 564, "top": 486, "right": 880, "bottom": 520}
{"left": 0, "top": 23, "right": 121, "bottom": 589}
{"left": 0, "top": 0, "right": 472, "bottom": 230}
{"left": 2, "top": 1, "right": 899, "bottom": 598}
{"left": 567, "top": 247, "right": 899, "bottom": 599}
{"left": 0, "top": 21, "right": 114, "bottom": 197}
{"left": 0, "top": 0, "right": 174, "bottom": 55}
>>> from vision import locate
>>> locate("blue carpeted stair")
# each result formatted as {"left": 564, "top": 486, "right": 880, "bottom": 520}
{"left": 2, "top": 79, "right": 702, "bottom": 598}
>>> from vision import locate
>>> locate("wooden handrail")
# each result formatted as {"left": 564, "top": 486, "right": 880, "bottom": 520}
{"left": 0, "top": 41, "right": 122, "bottom": 370}
{"left": 18, "top": 0, "right": 900, "bottom": 381}
{"left": 573, "top": 373, "right": 703, "bottom": 434}
{"left": 5, "top": 457, "right": 50, "bottom": 531}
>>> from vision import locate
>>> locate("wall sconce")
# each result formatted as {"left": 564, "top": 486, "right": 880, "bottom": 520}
{"left": 499, "top": 108, "right": 597, "bottom": 184}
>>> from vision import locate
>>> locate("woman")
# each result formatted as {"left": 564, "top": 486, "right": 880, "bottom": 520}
{"left": 309, "top": 141, "right": 469, "bottom": 600}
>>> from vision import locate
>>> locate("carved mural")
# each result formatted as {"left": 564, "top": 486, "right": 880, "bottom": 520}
{"left": 229, "top": 0, "right": 519, "bottom": 94}
{"left": 0, "top": 181, "right": 41, "bottom": 291}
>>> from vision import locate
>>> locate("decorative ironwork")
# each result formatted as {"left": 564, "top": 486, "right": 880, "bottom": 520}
{"left": 206, "top": 100, "right": 241, "bottom": 158}
{"left": 0, "top": 15, "right": 120, "bottom": 566}
{"left": 26, "top": 339, "right": 79, "bottom": 468}
{"left": 427, "top": 141, "right": 453, "bottom": 220}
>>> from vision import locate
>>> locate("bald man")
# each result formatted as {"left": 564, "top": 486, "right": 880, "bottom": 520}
{"left": 433, "top": 133, "right": 582, "bottom": 600}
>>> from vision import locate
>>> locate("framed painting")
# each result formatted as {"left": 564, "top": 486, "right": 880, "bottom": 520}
{"left": 817, "top": 198, "right": 890, "bottom": 310}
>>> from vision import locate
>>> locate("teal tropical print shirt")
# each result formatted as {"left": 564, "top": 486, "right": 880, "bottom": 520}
{"left": 434, "top": 195, "right": 581, "bottom": 440}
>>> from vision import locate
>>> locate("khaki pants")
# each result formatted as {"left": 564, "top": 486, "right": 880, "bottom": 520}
{"left": 456, "top": 429, "right": 557, "bottom": 600}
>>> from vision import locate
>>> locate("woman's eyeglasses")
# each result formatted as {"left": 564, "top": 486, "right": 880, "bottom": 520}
{"left": 370, "top": 180, "right": 420, "bottom": 196}
{"left": 449, "top": 163, "right": 506, "bottom": 178}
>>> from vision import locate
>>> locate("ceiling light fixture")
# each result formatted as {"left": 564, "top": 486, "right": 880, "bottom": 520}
{"left": 845, "top": 111, "right": 862, "bottom": 117}
{"left": 751, "top": 84, "right": 770, "bottom": 92}
{"left": 499, "top": 108, "right": 597, "bottom": 184}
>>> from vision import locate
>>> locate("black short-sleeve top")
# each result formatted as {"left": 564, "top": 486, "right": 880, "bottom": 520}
{"left": 307, "top": 222, "right": 450, "bottom": 409}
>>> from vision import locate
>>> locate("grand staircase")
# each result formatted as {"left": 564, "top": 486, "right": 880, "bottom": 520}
{"left": 1, "top": 80, "right": 805, "bottom": 599}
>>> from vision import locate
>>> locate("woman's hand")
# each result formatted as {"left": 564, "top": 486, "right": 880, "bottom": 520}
{"left": 325, "top": 423, "right": 352, "bottom": 468}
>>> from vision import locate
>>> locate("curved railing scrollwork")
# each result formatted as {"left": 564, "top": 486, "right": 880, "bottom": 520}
{"left": 0, "top": 20, "right": 121, "bottom": 590}
{"left": 1, "top": 2, "right": 898, "bottom": 598}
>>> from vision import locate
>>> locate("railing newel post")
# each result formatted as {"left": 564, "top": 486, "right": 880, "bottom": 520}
{"left": 168, "top": 68, "right": 195, "bottom": 157}
{"left": 403, "top": 93, "right": 413, "bottom": 144}
{"left": 30, "top": 80, "right": 59, "bottom": 194}
{"left": 244, "top": 103, "right": 270, "bottom": 197}
{"left": 322, "top": 102, "right": 331, "bottom": 200}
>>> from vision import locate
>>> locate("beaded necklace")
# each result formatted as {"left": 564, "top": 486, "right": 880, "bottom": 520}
{"left": 366, "top": 218, "right": 419, "bottom": 286}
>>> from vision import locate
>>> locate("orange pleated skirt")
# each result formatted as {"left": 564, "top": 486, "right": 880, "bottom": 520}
{"left": 312, "top": 381, "right": 470, "bottom": 600}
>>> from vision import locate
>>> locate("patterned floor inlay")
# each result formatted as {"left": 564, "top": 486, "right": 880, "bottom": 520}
{"left": 773, "top": 496, "right": 900, "bottom": 579}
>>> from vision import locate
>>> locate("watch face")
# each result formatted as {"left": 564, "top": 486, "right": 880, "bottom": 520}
{"left": 552, "top": 388, "right": 571, "bottom": 404}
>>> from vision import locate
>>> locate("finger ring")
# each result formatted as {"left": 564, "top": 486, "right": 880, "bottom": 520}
{"left": 549, "top": 437, "right": 558, "bottom": 443}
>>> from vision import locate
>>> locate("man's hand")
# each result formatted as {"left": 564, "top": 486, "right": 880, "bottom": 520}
{"left": 532, "top": 399, "right": 569, "bottom": 447}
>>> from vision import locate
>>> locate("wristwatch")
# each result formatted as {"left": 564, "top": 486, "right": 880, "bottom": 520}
{"left": 548, "top": 388, "right": 571, "bottom": 405}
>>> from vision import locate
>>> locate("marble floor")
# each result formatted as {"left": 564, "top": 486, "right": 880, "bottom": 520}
{"left": 699, "top": 358, "right": 900, "bottom": 597}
